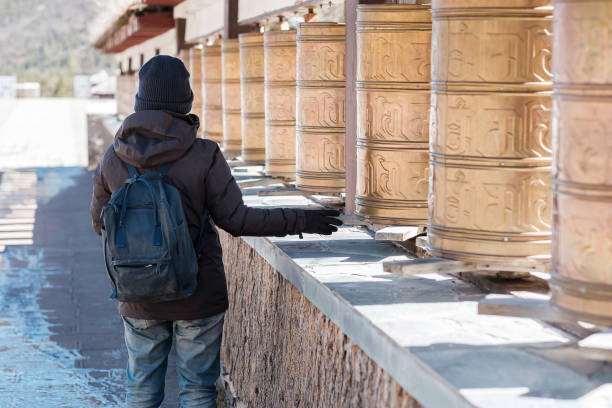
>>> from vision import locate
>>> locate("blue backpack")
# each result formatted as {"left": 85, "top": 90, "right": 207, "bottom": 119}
{"left": 101, "top": 162, "right": 207, "bottom": 303}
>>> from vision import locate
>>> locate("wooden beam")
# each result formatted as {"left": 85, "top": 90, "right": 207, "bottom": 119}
{"left": 375, "top": 226, "right": 424, "bottom": 242}
{"left": 384, "top": 256, "right": 550, "bottom": 276}
{"left": 258, "top": 187, "right": 302, "bottom": 197}
{"left": 237, "top": 178, "right": 283, "bottom": 188}
{"left": 344, "top": 0, "right": 358, "bottom": 215}
{"left": 383, "top": 257, "right": 472, "bottom": 276}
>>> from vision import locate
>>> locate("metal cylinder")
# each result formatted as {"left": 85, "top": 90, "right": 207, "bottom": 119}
{"left": 221, "top": 39, "right": 242, "bottom": 159}
{"left": 116, "top": 74, "right": 138, "bottom": 118}
{"left": 355, "top": 5, "right": 431, "bottom": 226}
{"left": 264, "top": 30, "right": 297, "bottom": 179}
{"left": 428, "top": 0, "right": 553, "bottom": 262}
{"left": 550, "top": 0, "right": 612, "bottom": 326}
{"left": 202, "top": 44, "right": 223, "bottom": 144}
{"left": 179, "top": 48, "right": 191, "bottom": 85}
{"left": 239, "top": 32, "right": 266, "bottom": 164}
{"left": 116, "top": 74, "right": 131, "bottom": 118}
{"left": 190, "top": 47, "right": 203, "bottom": 137}
{"left": 296, "top": 23, "right": 346, "bottom": 194}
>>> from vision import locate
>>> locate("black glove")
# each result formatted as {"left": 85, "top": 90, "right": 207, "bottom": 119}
{"left": 302, "top": 209, "right": 343, "bottom": 236}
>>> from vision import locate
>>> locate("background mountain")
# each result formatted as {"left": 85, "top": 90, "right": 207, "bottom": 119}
{"left": 0, "top": 0, "right": 115, "bottom": 97}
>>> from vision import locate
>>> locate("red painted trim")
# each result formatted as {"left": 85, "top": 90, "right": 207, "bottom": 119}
{"left": 143, "top": 0, "right": 184, "bottom": 5}
{"left": 102, "top": 12, "right": 175, "bottom": 54}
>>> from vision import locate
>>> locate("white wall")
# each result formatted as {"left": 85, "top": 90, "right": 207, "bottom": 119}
{"left": 175, "top": 0, "right": 224, "bottom": 43}
{"left": 117, "top": 28, "right": 177, "bottom": 73}
{"left": 0, "top": 76, "right": 17, "bottom": 99}
{"left": 238, "top": 0, "right": 301, "bottom": 22}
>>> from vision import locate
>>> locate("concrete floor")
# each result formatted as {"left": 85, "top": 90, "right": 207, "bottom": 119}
{"left": 0, "top": 99, "right": 179, "bottom": 407}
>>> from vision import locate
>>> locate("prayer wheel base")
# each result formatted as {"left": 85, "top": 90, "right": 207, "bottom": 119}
{"left": 266, "top": 174, "right": 295, "bottom": 181}
{"left": 550, "top": 274, "right": 612, "bottom": 327}
{"left": 223, "top": 148, "right": 242, "bottom": 160}
{"left": 356, "top": 197, "right": 427, "bottom": 227}
{"left": 296, "top": 171, "right": 345, "bottom": 195}
{"left": 264, "top": 167, "right": 295, "bottom": 181}
{"left": 265, "top": 159, "right": 296, "bottom": 180}
{"left": 241, "top": 148, "right": 265, "bottom": 165}
{"left": 204, "top": 132, "right": 223, "bottom": 145}
{"left": 427, "top": 226, "right": 551, "bottom": 264}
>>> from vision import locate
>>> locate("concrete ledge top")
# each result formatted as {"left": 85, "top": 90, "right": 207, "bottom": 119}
{"left": 235, "top": 183, "right": 612, "bottom": 408}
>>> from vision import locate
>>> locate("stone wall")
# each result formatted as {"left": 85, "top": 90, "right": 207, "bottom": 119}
{"left": 219, "top": 230, "right": 423, "bottom": 408}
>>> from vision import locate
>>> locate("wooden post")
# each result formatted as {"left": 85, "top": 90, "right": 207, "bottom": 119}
{"left": 344, "top": 0, "right": 358, "bottom": 214}
{"left": 224, "top": 0, "right": 240, "bottom": 39}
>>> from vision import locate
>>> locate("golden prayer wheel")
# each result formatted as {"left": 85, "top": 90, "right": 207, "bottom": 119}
{"left": 550, "top": 0, "right": 612, "bottom": 326}
{"left": 296, "top": 23, "right": 346, "bottom": 194}
{"left": 264, "top": 30, "right": 297, "bottom": 179}
{"left": 179, "top": 49, "right": 191, "bottom": 81}
{"left": 428, "top": 0, "right": 553, "bottom": 262}
{"left": 116, "top": 74, "right": 129, "bottom": 118}
{"left": 202, "top": 44, "right": 223, "bottom": 144}
{"left": 189, "top": 47, "right": 203, "bottom": 137}
{"left": 117, "top": 74, "right": 138, "bottom": 118}
{"left": 221, "top": 39, "right": 242, "bottom": 159}
{"left": 239, "top": 33, "right": 266, "bottom": 164}
{"left": 355, "top": 5, "right": 431, "bottom": 226}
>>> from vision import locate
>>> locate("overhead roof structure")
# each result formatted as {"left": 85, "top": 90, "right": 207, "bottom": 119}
{"left": 94, "top": 1, "right": 185, "bottom": 54}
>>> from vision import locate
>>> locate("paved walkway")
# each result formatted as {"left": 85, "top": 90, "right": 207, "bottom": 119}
{"left": 0, "top": 99, "right": 178, "bottom": 407}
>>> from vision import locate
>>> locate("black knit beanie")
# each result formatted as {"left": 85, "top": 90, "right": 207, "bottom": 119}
{"left": 134, "top": 55, "right": 193, "bottom": 114}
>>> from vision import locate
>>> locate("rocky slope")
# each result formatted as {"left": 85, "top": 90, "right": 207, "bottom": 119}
{"left": 0, "top": 0, "right": 114, "bottom": 96}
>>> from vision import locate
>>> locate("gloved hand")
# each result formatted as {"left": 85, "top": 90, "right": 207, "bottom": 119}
{"left": 302, "top": 209, "right": 343, "bottom": 236}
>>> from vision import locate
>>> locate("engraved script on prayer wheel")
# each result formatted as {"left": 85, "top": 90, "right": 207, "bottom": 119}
{"left": 203, "top": 44, "right": 223, "bottom": 144}
{"left": 296, "top": 23, "right": 346, "bottom": 193}
{"left": 356, "top": 5, "right": 431, "bottom": 226}
{"left": 239, "top": 32, "right": 266, "bottom": 164}
{"left": 221, "top": 39, "right": 242, "bottom": 159}
{"left": 264, "top": 30, "right": 297, "bottom": 179}
{"left": 550, "top": 0, "right": 612, "bottom": 326}
{"left": 428, "top": 0, "right": 553, "bottom": 262}
{"left": 190, "top": 47, "right": 203, "bottom": 137}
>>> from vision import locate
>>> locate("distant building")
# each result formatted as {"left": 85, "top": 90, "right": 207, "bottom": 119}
{"left": 0, "top": 76, "right": 17, "bottom": 98}
{"left": 15, "top": 82, "right": 40, "bottom": 98}
{"left": 73, "top": 75, "right": 92, "bottom": 98}
{"left": 90, "top": 71, "right": 116, "bottom": 98}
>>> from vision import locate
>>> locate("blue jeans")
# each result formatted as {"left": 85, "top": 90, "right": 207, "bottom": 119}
{"left": 122, "top": 312, "right": 225, "bottom": 408}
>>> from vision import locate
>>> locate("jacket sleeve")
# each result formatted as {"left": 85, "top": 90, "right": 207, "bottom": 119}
{"left": 204, "top": 144, "right": 306, "bottom": 237}
{"left": 90, "top": 162, "right": 111, "bottom": 236}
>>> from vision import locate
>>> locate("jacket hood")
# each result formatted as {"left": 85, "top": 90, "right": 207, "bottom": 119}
{"left": 113, "top": 110, "right": 199, "bottom": 168}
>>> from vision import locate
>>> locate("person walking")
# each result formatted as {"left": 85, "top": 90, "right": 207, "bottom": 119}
{"left": 90, "top": 55, "right": 341, "bottom": 408}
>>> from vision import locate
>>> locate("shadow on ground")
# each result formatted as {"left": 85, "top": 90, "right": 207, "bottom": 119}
{"left": 0, "top": 167, "right": 180, "bottom": 406}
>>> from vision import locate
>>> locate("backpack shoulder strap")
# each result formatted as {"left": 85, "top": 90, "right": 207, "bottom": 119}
{"left": 125, "top": 163, "right": 140, "bottom": 178}
{"left": 160, "top": 162, "right": 173, "bottom": 176}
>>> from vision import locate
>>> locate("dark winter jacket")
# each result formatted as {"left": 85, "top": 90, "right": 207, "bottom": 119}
{"left": 90, "top": 110, "right": 306, "bottom": 320}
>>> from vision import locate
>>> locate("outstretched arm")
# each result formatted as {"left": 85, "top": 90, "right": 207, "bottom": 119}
{"left": 204, "top": 145, "right": 341, "bottom": 237}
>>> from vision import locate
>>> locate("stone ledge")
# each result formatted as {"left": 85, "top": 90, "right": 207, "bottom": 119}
{"left": 218, "top": 185, "right": 612, "bottom": 407}
{"left": 220, "top": 229, "right": 422, "bottom": 407}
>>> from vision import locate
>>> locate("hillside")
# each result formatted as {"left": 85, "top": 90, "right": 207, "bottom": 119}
{"left": 0, "top": 0, "right": 115, "bottom": 96}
